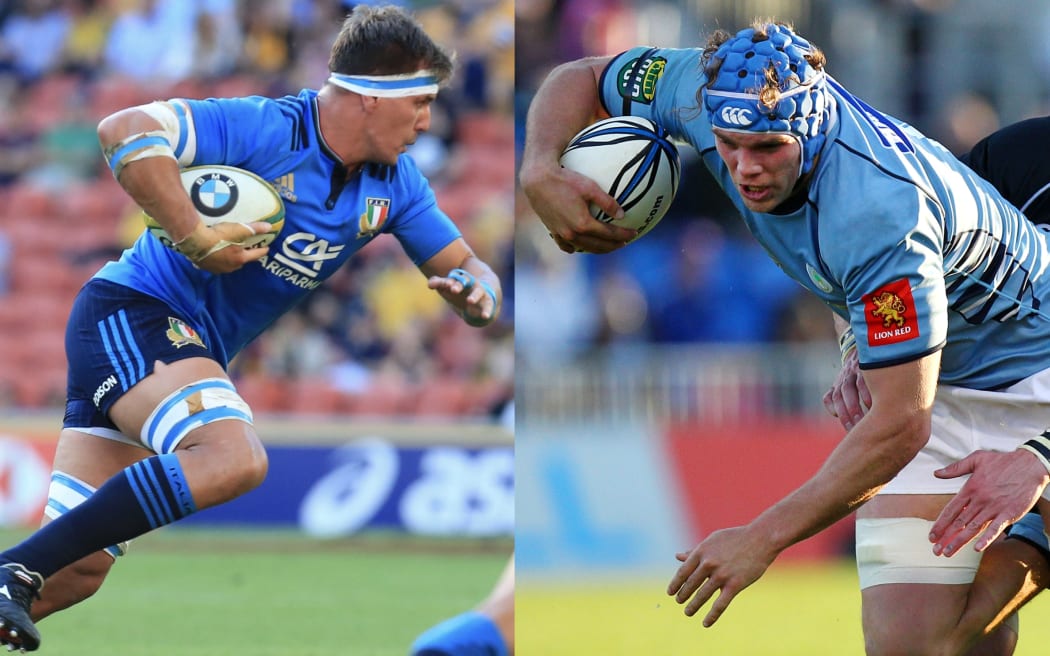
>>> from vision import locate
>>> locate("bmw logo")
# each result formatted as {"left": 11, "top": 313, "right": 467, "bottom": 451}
{"left": 189, "top": 173, "right": 239, "bottom": 217}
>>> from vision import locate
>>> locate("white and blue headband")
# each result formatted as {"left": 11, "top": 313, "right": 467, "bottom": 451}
{"left": 327, "top": 70, "right": 440, "bottom": 98}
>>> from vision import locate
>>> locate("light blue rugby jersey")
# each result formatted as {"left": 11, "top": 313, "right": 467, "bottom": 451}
{"left": 95, "top": 89, "right": 461, "bottom": 367}
{"left": 600, "top": 47, "right": 1050, "bottom": 390}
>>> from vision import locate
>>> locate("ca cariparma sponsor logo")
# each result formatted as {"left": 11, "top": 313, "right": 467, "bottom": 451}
{"left": 188, "top": 172, "right": 239, "bottom": 218}
{"left": 358, "top": 197, "right": 391, "bottom": 238}
{"left": 261, "top": 232, "right": 345, "bottom": 289}
{"left": 719, "top": 106, "right": 754, "bottom": 127}
{"left": 617, "top": 56, "right": 667, "bottom": 105}
{"left": 806, "top": 263, "right": 834, "bottom": 293}
{"left": 93, "top": 374, "right": 119, "bottom": 407}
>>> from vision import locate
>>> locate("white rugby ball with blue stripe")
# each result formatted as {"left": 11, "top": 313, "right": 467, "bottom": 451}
{"left": 559, "top": 116, "right": 680, "bottom": 240}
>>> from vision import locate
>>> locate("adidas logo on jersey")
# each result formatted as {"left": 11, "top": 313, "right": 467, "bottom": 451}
{"left": 271, "top": 174, "right": 298, "bottom": 203}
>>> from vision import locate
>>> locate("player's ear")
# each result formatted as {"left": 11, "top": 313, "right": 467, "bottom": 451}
{"left": 359, "top": 95, "right": 380, "bottom": 113}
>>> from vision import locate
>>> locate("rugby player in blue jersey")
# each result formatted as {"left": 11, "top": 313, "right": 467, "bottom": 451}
{"left": 0, "top": 5, "right": 503, "bottom": 652}
{"left": 522, "top": 20, "right": 1050, "bottom": 656}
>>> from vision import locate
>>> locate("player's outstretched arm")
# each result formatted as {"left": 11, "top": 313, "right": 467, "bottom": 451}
{"left": 519, "top": 57, "right": 636, "bottom": 254}
{"left": 420, "top": 238, "right": 502, "bottom": 327}
{"left": 97, "top": 104, "right": 271, "bottom": 273}
{"left": 670, "top": 354, "right": 938, "bottom": 625}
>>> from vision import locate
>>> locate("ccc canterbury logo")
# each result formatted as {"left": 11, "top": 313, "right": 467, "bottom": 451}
{"left": 719, "top": 106, "right": 754, "bottom": 126}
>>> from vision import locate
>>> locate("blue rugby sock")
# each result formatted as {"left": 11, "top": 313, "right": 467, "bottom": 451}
{"left": 411, "top": 611, "right": 508, "bottom": 656}
{"left": 1, "top": 454, "right": 196, "bottom": 579}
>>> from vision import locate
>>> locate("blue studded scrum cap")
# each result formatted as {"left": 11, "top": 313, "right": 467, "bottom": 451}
{"left": 702, "top": 23, "right": 832, "bottom": 175}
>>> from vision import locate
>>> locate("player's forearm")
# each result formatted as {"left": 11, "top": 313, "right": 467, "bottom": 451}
{"left": 113, "top": 157, "right": 203, "bottom": 243}
{"left": 98, "top": 110, "right": 202, "bottom": 243}
{"left": 519, "top": 58, "right": 608, "bottom": 188}
{"left": 751, "top": 410, "right": 928, "bottom": 553}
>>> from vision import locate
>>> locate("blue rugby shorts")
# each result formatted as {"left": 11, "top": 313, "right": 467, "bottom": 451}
{"left": 64, "top": 279, "right": 216, "bottom": 432}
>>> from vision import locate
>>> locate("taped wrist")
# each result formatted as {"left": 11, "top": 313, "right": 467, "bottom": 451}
{"left": 173, "top": 223, "right": 226, "bottom": 263}
{"left": 1020, "top": 432, "right": 1050, "bottom": 475}
{"left": 104, "top": 130, "right": 176, "bottom": 179}
{"left": 838, "top": 326, "right": 857, "bottom": 365}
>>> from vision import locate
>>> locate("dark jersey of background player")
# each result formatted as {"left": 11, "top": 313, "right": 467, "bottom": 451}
{"left": 961, "top": 116, "right": 1050, "bottom": 225}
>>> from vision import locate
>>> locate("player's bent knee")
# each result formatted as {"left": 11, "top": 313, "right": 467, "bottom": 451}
{"left": 227, "top": 441, "right": 268, "bottom": 494}
{"left": 856, "top": 517, "right": 981, "bottom": 588}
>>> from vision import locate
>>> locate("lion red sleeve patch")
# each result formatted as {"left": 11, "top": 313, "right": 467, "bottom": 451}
{"left": 862, "top": 278, "right": 920, "bottom": 346}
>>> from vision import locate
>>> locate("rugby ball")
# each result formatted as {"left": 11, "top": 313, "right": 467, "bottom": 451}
{"left": 144, "top": 165, "right": 285, "bottom": 249}
{"left": 559, "top": 116, "right": 680, "bottom": 239}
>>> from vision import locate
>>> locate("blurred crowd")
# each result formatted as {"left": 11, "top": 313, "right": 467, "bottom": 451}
{"left": 0, "top": 0, "right": 514, "bottom": 420}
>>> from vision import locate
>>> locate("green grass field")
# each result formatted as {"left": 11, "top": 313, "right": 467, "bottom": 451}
{"left": 8, "top": 528, "right": 510, "bottom": 656}
{"left": 517, "top": 560, "right": 1050, "bottom": 655}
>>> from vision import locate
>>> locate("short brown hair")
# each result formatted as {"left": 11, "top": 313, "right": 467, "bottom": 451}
{"left": 328, "top": 5, "right": 454, "bottom": 83}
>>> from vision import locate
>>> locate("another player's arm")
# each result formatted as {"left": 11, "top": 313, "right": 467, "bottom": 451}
{"left": 420, "top": 238, "right": 502, "bottom": 327}
{"left": 97, "top": 103, "right": 271, "bottom": 273}
{"left": 823, "top": 313, "right": 871, "bottom": 430}
{"left": 670, "top": 352, "right": 938, "bottom": 624}
{"left": 519, "top": 56, "right": 635, "bottom": 254}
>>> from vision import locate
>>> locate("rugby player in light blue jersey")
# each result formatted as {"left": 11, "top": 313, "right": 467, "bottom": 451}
{"left": 0, "top": 6, "right": 503, "bottom": 652}
{"left": 521, "top": 20, "right": 1050, "bottom": 656}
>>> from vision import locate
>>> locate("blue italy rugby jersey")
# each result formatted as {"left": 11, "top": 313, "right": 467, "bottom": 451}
{"left": 95, "top": 89, "right": 461, "bottom": 366}
{"left": 600, "top": 47, "right": 1050, "bottom": 390}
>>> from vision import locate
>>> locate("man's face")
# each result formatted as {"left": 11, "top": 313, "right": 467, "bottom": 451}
{"left": 366, "top": 93, "right": 435, "bottom": 166}
{"left": 712, "top": 128, "right": 802, "bottom": 213}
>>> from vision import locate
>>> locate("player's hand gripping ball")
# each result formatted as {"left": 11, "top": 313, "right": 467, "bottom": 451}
{"left": 559, "top": 116, "right": 680, "bottom": 241}
{"left": 144, "top": 165, "right": 285, "bottom": 249}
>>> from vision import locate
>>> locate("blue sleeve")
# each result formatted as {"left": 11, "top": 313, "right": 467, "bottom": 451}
{"left": 180, "top": 96, "right": 296, "bottom": 175}
{"left": 823, "top": 189, "right": 948, "bottom": 368}
{"left": 598, "top": 46, "right": 711, "bottom": 145}
{"left": 385, "top": 155, "right": 462, "bottom": 265}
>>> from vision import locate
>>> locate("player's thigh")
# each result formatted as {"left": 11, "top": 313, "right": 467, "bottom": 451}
{"left": 862, "top": 581, "right": 973, "bottom": 654}
{"left": 106, "top": 356, "right": 233, "bottom": 437}
{"left": 50, "top": 428, "right": 152, "bottom": 491}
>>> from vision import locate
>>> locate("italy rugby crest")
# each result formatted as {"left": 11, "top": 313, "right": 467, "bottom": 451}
{"left": 358, "top": 197, "right": 391, "bottom": 238}
{"left": 166, "top": 317, "right": 205, "bottom": 349}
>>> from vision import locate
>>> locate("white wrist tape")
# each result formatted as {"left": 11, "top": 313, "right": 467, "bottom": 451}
{"left": 1020, "top": 432, "right": 1050, "bottom": 476}
{"left": 838, "top": 326, "right": 857, "bottom": 365}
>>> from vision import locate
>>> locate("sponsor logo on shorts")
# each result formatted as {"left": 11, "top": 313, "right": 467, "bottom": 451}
{"left": 358, "top": 197, "right": 391, "bottom": 238}
{"left": 863, "top": 278, "right": 919, "bottom": 346}
{"left": 617, "top": 56, "right": 667, "bottom": 104}
{"left": 166, "top": 318, "right": 205, "bottom": 349}
{"left": 93, "top": 373, "right": 119, "bottom": 408}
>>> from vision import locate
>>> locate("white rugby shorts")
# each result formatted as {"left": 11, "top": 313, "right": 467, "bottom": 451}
{"left": 880, "top": 366, "right": 1050, "bottom": 496}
